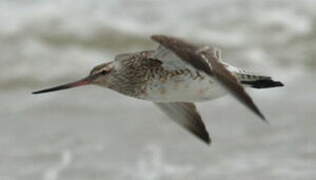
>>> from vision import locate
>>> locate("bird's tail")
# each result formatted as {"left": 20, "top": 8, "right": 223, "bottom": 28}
{"left": 241, "top": 78, "right": 284, "bottom": 89}
{"left": 237, "top": 73, "right": 284, "bottom": 89}
{"left": 222, "top": 62, "right": 284, "bottom": 89}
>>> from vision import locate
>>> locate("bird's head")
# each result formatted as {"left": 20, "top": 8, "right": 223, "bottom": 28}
{"left": 32, "top": 62, "right": 114, "bottom": 94}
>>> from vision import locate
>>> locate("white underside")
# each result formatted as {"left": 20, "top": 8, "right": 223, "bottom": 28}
{"left": 114, "top": 47, "right": 259, "bottom": 102}
{"left": 141, "top": 74, "right": 228, "bottom": 102}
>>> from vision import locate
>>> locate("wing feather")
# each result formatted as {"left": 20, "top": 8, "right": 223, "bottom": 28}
{"left": 155, "top": 102, "right": 211, "bottom": 144}
{"left": 151, "top": 35, "right": 266, "bottom": 121}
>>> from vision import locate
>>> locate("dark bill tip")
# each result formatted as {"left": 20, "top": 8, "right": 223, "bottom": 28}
{"left": 32, "top": 77, "right": 92, "bottom": 95}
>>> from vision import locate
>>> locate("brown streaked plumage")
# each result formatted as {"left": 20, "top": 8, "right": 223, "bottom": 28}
{"left": 32, "top": 35, "right": 284, "bottom": 145}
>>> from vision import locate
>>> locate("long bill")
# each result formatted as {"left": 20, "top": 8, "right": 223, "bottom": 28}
{"left": 32, "top": 76, "right": 94, "bottom": 94}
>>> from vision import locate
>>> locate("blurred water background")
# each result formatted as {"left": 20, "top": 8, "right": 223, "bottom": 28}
{"left": 0, "top": 0, "right": 315, "bottom": 179}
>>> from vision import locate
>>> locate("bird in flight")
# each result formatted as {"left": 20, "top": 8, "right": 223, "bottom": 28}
{"left": 33, "top": 35, "right": 284, "bottom": 145}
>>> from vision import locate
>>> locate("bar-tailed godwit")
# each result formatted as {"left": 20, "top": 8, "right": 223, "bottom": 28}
{"left": 33, "top": 35, "right": 284, "bottom": 144}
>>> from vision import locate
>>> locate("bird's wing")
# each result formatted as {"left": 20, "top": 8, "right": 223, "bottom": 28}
{"left": 149, "top": 45, "right": 199, "bottom": 71}
{"left": 151, "top": 35, "right": 266, "bottom": 121}
{"left": 155, "top": 102, "right": 211, "bottom": 144}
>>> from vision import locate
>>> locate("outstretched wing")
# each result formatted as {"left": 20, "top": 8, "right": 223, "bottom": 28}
{"left": 150, "top": 45, "right": 198, "bottom": 71}
{"left": 201, "top": 49, "right": 266, "bottom": 121}
{"left": 151, "top": 35, "right": 266, "bottom": 121}
{"left": 155, "top": 102, "right": 211, "bottom": 144}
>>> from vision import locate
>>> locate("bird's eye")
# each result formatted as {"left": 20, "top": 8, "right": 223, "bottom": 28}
{"left": 100, "top": 70, "right": 107, "bottom": 75}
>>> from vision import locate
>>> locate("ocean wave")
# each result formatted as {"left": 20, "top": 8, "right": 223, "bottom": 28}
{"left": 1, "top": 0, "right": 315, "bottom": 89}
{"left": 44, "top": 149, "right": 72, "bottom": 180}
{"left": 122, "top": 144, "right": 194, "bottom": 180}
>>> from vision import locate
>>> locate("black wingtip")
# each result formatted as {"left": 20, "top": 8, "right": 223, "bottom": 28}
{"left": 193, "top": 122, "right": 212, "bottom": 145}
{"left": 201, "top": 134, "right": 211, "bottom": 145}
{"left": 188, "top": 125, "right": 211, "bottom": 145}
{"left": 197, "top": 129, "right": 212, "bottom": 145}
{"left": 248, "top": 101, "right": 268, "bottom": 123}
{"left": 199, "top": 137, "right": 211, "bottom": 146}
{"left": 206, "top": 138, "right": 212, "bottom": 146}
{"left": 259, "top": 113, "right": 269, "bottom": 124}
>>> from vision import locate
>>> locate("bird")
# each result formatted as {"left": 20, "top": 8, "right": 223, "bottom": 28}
{"left": 32, "top": 35, "right": 284, "bottom": 145}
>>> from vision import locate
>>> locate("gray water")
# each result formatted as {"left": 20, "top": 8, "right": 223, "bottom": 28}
{"left": 0, "top": 0, "right": 315, "bottom": 179}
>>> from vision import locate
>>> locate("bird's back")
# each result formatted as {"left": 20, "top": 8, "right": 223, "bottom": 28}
{"left": 110, "top": 50, "right": 282, "bottom": 102}
{"left": 116, "top": 51, "right": 225, "bottom": 102}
